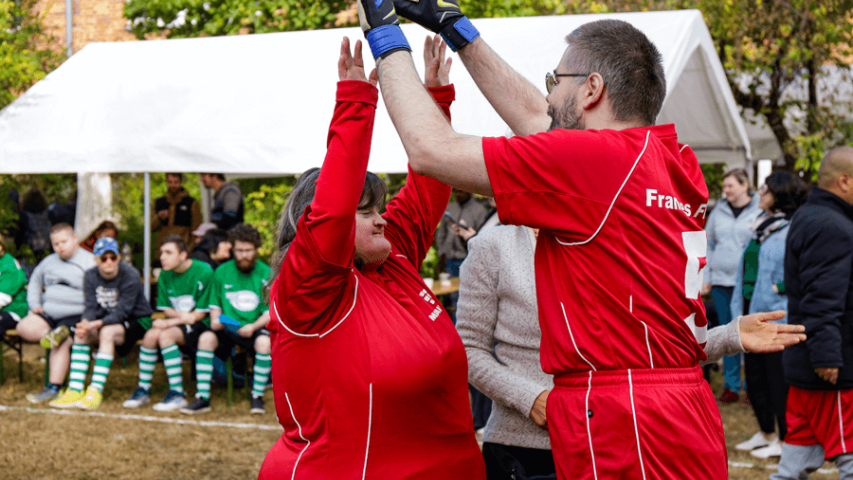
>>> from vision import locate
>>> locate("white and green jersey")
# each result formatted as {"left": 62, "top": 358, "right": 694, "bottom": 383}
{"left": 0, "top": 253, "right": 28, "bottom": 319}
{"left": 157, "top": 259, "right": 213, "bottom": 325}
{"left": 208, "top": 259, "right": 270, "bottom": 328}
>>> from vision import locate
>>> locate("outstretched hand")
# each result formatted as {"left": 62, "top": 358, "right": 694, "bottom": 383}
{"left": 338, "top": 37, "right": 378, "bottom": 86}
{"left": 424, "top": 35, "right": 451, "bottom": 88}
{"left": 739, "top": 310, "right": 806, "bottom": 353}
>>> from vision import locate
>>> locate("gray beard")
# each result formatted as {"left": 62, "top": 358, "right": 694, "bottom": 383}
{"left": 547, "top": 96, "right": 585, "bottom": 131}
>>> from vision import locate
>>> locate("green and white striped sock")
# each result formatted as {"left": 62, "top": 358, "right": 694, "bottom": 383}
{"left": 89, "top": 352, "right": 114, "bottom": 393}
{"left": 69, "top": 344, "right": 91, "bottom": 392}
{"left": 252, "top": 353, "right": 271, "bottom": 399}
{"left": 137, "top": 347, "right": 158, "bottom": 391}
{"left": 195, "top": 350, "right": 214, "bottom": 400}
{"left": 161, "top": 344, "right": 184, "bottom": 393}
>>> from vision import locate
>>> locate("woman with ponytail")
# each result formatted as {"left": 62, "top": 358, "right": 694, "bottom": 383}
{"left": 259, "top": 36, "right": 486, "bottom": 479}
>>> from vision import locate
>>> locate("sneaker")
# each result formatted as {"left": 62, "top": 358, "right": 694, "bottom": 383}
{"left": 736, "top": 431, "right": 772, "bottom": 451}
{"left": 180, "top": 396, "right": 211, "bottom": 415}
{"left": 40, "top": 326, "right": 70, "bottom": 349}
{"left": 122, "top": 387, "right": 151, "bottom": 409}
{"left": 750, "top": 439, "right": 782, "bottom": 459}
{"left": 741, "top": 394, "right": 752, "bottom": 407}
{"left": 717, "top": 388, "right": 739, "bottom": 404}
{"left": 153, "top": 390, "right": 188, "bottom": 412}
{"left": 26, "top": 385, "right": 61, "bottom": 404}
{"left": 250, "top": 397, "right": 265, "bottom": 415}
{"left": 78, "top": 386, "right": 103, "bottom": 410}
{"left": 49, "top": 388, "right": 85, "bottom": 409}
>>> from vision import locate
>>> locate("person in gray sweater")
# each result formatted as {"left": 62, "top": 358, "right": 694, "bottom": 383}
{"left": 17, "top": 223, "right": 95, "bottom": 403}
{"left": 457, "top": 224, "right": 806, "bottom": 479}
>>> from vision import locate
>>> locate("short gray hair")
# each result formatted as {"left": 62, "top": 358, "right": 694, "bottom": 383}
{"left": 565, "top": 19, "right": 666, "bottom": 126}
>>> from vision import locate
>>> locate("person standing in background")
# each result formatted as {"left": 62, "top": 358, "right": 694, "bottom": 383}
{"left": 703, "top": 168, "right": 763, "bottom": 404}
{"left": 152, "top": 173, "right": 202, "bottom": 249}
{"left": 200, "top": 173, "right": 244, "bottom": 231}
{"left": 731, "top": 172, "right": 808, "bottom": 458}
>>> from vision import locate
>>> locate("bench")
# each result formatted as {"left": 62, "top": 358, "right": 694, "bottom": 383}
{"left": 0, "top": 330, "right": 24, "bottom": 385}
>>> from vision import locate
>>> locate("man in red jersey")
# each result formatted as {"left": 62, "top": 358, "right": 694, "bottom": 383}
{"left": 351, "top": 3, "right": 793, "bottom": 477}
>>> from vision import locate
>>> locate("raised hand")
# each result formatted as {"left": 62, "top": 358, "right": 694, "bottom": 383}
{"left": 338, "top": 37, "right": 378, "bottom": 86}
{"left": 354, "top": 0, "right": 411, "bottom": 59}
{"left": 424, "top": 35, "right": 452, "bottom": 88}
{"left": 393, "top": 0, "right": 479, "bottom": 51}
{"left": 739, "top": 310, "right": 806, "bottom": 353}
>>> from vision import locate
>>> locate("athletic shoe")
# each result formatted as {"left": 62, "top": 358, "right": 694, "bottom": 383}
{"left": 250, "top": 397, "right": 265, "bottom": 415}
{"left": 78, "top": 386, "right": 103, "bottom": 410}
{"left": 122, "top": 387, "right": 151, "bottom": 409}
{"left": 152, "top": 390, "right": 188, "bottom": 412}
{"left": 49, "top": 388, "right": 85, "bottom": 409}
{"left": 750, "top": 439, "right": 782, "bottom": 459}
{"left": 40, "top": 325, "right": 70, "bottom": 349}
{"left": 180, "top": 397, "right": 211, "bottom": 415}
{"left": 741, "top": 394, "right": 752, "bottom": 407}
{"left": 26, "top": 385, "right": 61, "bottom": 404}
{"left": 717, "top": 388, "right": 739, "bottom": 404}
{"left": 736, "top": 432, "right": 771, "bottom": 451}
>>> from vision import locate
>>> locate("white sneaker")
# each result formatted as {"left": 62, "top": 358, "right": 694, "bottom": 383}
{"left": 152, "top": 389, "right": 188, "bottom": 412}
{"left": 736, "top": 431, "right": 771, "bottom": 451}
{"left": 750, "top": 439, "right": 782, "bottom": 459}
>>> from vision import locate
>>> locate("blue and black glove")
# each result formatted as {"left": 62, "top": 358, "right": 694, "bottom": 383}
{"left": 357, "top": 0, "right": 412, "bottom": 59}
{"left": 392, "top": 0, "right": 479, "bottom": 52}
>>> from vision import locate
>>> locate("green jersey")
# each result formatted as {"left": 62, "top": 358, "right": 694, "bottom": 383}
{"left": 157, "top": 259, "right": 213, "bottom": 325}
{"left": 0, "top": 253, "right": 28, "bottom": 319}
{"left": 208, "top": 259, "right": 270, "bottom": 328}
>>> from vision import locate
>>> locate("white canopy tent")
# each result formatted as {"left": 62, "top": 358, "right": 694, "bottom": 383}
{"left": 0, "top": 9, "right": 762, "bottom": 294}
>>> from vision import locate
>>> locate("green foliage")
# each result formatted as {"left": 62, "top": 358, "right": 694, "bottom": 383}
{"left": 123, "top": 0, "right": 350, "bottom": 39}
{"left": 243, "top": 182, "right": 292, "bottom": 260}
{"left": 699, "top": 163, "right": 725, "bottom": 200}
{"left": 459, "top": 0, "right": 565, "bottom": 19}
{"left": 0, "top": 0, "right": 63, "bottom": 110}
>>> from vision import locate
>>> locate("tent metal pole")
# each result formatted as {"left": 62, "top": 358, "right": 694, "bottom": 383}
{"left": 143, "top": 172, "right": 151, "bottom": 301}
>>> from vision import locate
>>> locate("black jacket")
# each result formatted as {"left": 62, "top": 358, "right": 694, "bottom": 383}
{"left": 783, "top": 187, "right": 853, "bottom": 390}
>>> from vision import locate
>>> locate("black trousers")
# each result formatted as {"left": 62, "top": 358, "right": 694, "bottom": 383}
{"left": 0, "top": 311, "right": 17, "bottom": 338}
{"left": 482, "top": 442, "right": 556, "bottom": 480}
{"left": 745, "top": 351, "right": 788, "bottom": 440}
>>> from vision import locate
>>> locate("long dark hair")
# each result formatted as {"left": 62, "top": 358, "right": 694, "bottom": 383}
{"left": 765, "top": 171, "right": 809, "bottom": 215}
{"left": 265, "top": 168, "right": 387, "bottom": 301}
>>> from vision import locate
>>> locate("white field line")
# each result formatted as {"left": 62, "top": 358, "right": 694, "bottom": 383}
{"left": 0, "top": 404, "right": 282, "bottom": 431}
{"left": 729, "top": 460, "right": 837, "bottom": 474}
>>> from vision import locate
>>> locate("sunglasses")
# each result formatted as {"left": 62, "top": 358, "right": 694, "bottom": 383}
{"left": 545, "top": 70, "right": 589, "bottom": 94}
{"left": 99, "top": 254, "right": 119, "bottom": 263}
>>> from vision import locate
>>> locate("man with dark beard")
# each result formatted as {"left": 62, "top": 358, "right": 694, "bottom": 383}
{"left": 348, "top": 4, "right": 791, "bottom": 477}
{"left": 180, "top": 223, "right": 272, "bottom": 415}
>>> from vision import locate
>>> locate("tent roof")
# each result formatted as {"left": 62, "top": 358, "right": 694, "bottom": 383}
{"left": 0, "top": 9, "right": 757, "bottom": 174}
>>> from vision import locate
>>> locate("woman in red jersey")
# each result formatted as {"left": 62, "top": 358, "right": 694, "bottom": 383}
{"left": 258, "top": 36, "right": 486, "bottom": 479}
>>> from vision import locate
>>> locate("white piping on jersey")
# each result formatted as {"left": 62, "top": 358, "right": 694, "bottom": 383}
{"left": 586, "top": 371, "right": 599, "bottom": 480}
{"left": 285, "top": 392, "right": 310, "bottom": 480}
{"left": 840, "top": 391, "right": 848, "bottom": 454}
{"left": 628, "top": 370, "right": 648, "bottom": 480}
{"left": 395, "top": 254, "right": 407, "bottom": 259}
{"left": 680, "top": 144, "right": 689, "bottom": 152}
{"left": 363, "top": 383, "right": 373, "bottom": 479}
{"left": 562, "top": 302, "right": 596, "bottom": 371}
{"left": 556, "top": 130, "right": 651, "bottom": 247}
{"left": 641, "top": 322, "right": 654, "bottom": 368}
{"left": 274, "top": 274, "right": 359, "bottom": 338}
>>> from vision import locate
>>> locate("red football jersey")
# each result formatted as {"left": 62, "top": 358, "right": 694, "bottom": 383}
{"left": 483, "top": 125, "right": 709, "bottom": 375}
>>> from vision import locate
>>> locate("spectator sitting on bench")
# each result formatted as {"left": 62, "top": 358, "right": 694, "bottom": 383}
{"left": 18, "top": 223, "right": 95, "bottom": 403}
{"left": 0, "top": 237, "right": 28, "bottom": 338}
{"left": 180, "top": 223, "right": 270, "bottom": 415}
{"left": 143, "top": 235, "right": 213, "bottom": 412}
{"left": 49, "top": 238, "right": 154, "bottom": 409}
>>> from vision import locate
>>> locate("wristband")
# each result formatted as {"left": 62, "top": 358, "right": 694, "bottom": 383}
{"left": 439, "top": 16, "right": 479, "bottom": 52}
{"left": 365, "top": 24, "right": 412, "bottom": 59}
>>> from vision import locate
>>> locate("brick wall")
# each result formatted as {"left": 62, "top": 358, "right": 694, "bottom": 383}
{"left": 35, "top": 0, "right": 136, "bottom": 55}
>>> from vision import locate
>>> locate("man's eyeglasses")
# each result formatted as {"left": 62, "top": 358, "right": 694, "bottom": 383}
{"left": 100, "top": 254, "right": 119, "bottom": 263}
{"left": 758, "top": 184, "right": 769, "bottom": 195}
{"left": 545, "top": 71, "right": 589, "bottom": 94}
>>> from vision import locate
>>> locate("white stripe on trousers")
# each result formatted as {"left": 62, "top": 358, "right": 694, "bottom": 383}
{"left": 840, "top": 391, "right": 848, "bottom": 454}
{"left": 628, "top": 370, "right": 647, "bottom": 480}
{"left": 586, "top": 371, "right": 599, "bottom": 480}
{"left": 285, "top": 392, "right": 310, "bottom": 480}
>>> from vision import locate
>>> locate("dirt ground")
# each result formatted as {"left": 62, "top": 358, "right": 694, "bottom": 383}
{"left": 0, "top": 344, "right": 839, "bottom": 479}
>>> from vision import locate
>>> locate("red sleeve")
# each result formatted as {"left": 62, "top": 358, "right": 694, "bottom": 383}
{"left": 481, "top": 129, "right": 637, "bottom": 240}
{"left": 270, "top": 81, "right": 378, "bottom": 335}
{"left": 382, "top": 85, "right": 455, "bottom": 271}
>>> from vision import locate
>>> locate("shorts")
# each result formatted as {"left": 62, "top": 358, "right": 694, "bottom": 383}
{"left": 0, "top": 311, "right": 18, "bottom": 335}
{"left": 785, "top": 386, "right": 853, "bottom": 459}
{"left": 213, "top": 327, "right": 270, "bottom": 360}
{"left": 179, "top": 322, "right": 211, "bottom": 353}
{"left": 42, "top": 314, "right": 82, "bottom": 331}
{"left": 548, "top": 366, "right": 727, "bottom": 480}
{"left": 115, "top": 319, "right": 149, "bottom": 358}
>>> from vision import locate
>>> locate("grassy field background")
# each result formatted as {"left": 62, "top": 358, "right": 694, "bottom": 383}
{"left": 0, "top": 344, "right": 837, "bottom": 479}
